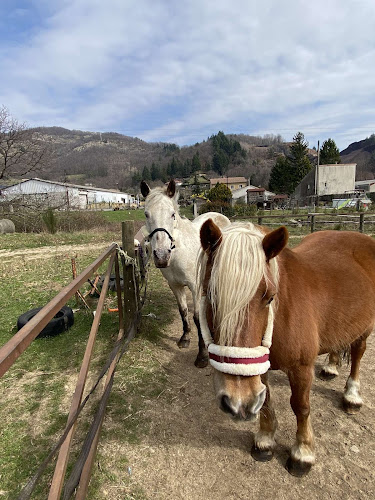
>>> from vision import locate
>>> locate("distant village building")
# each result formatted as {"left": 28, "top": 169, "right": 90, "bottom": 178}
{"left": 181, "top": 173, "right": 210, "bottom": 193}
{"left": 355, "top": 179, "right": 375, "bottom": 193}
{"left": 294, "top": 164, "right": 357, "bottom": 204}
{"left": 210, "top": 177, "right": 247, "bottom": 191}
{"left": 231, "top": 184, "right": 275, "bottom": 205}
{"left": 0, "top": 178, "right": 134, "bottom": 209}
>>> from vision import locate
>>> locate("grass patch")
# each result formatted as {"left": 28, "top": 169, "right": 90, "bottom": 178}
{"left": 101, "top": 209, "right": 146, "bottom": 223}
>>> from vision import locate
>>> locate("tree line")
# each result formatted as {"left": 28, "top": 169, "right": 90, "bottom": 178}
{"left": 131, "top": 131, "right": 247, "bottom": 186}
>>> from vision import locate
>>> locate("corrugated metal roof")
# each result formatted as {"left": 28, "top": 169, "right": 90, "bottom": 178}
{"left": 3, "top": 178, "right": 127, "bottom": 194}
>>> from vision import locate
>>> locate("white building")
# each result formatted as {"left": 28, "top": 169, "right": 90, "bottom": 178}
{"left": 232, "top": 184, "right": 275, "bottom": 204}
{"left": 0, "top": 178, "right": 134, "bottom": 209}
{"left": 294, "top": 164, "right": 357, "bottom": 203}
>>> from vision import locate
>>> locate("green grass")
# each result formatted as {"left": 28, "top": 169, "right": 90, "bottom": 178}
{"left": 100, "top": 209, "right": 146, "bottom": 223}
{"left": 0, "top": 232, "right": 176, "bottom": 499}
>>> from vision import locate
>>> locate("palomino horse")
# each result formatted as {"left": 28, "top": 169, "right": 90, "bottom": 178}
{"left": 198, "top": 220, "right": 375, "bottom": 476}
{"left": 140, "top": 179, "right": 230, "bottom": 367}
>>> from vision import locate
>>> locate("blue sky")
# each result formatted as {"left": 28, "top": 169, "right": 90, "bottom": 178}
{"left": 1, "top": 0, "right": 374, "bottom": 151}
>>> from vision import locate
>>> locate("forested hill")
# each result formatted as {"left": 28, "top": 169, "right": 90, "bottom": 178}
{"left": 29, "top": 127, "right": 375, "bottom": 191}
{"left": 31, "top": 127, "right": 291, "bottom": 191}
{"left": 340, "top": 134, "right": 375, "bottom": 179}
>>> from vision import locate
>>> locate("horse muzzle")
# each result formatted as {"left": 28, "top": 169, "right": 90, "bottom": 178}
{"left": 219, "top": 386, "right": 266, "bottom": 421}
{"left": 153, "top": 248, "right": 172, "bottom": 268}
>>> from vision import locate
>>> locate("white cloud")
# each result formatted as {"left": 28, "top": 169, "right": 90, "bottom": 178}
{"left": 0, "top": 0, "right": 374, "bottom": 150}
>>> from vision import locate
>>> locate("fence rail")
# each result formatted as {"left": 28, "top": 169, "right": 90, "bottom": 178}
{"left": 232, "top": 211, "right": 375, "bottom": 233}
{"left": 0, "top": 221, "right": 141, "bottom": 499}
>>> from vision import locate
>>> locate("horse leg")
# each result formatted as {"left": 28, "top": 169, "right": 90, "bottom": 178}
{"left": 320, "top": 351, "right": 340, "bottom": 380}
{"left": 286, "top": 365, "right": 315, "bottom": 477}
{"left": 191, "top": 291, "right": 208, "bottom": 368}
{"left": 170, "top": 284, "right": 191, "bottom": 348}
{"left": 193, "top": 314, "right": 208, "bottom": 368}
{"left": 343, "top": 336, "right": 368, "bottom": 413}
{"left": 251, "top": 372, "right": 277, "bottom": 462}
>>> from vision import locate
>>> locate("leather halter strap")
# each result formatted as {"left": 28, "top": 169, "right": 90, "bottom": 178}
{"left": 147, "top": 228, "right": 176, "bottom": 249}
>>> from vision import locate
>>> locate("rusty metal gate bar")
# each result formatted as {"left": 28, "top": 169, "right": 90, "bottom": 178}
{"left": 75, "top": 254, "right": 125, "bottom": 498}
{"left": 48, "top": 251, "right": 117, "bottom": 500}
{"left": 0, "top": 243, "right": 117, "bottom": 379}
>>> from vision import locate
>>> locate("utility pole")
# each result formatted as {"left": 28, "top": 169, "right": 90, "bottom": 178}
{"left": 315, "top": 140, "right": 320, "bottom": 209}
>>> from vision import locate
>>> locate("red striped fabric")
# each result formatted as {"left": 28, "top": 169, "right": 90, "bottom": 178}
{"left": 209, "top": 352, "right": 269, "bottom": 365}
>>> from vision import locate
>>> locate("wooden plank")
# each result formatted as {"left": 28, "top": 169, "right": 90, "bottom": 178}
{"left": 122, "top": 221, "right": 137, "bottom": 332}
{"left": 48, "top": 252, "right": 116, "bottom": 500}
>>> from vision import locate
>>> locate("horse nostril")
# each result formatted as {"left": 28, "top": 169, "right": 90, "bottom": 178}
{"left": 153, "top": 250, "right": 157, "bottom": 257}
{"left": 220, "top": 395, "right": 234, "bottom": 415}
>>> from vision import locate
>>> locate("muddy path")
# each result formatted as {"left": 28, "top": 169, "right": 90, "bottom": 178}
{"left": 105, "top": 307, "right": 375, "bottom": 499}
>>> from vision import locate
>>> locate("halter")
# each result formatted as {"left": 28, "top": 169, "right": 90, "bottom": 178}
{"left": 147, "top": 227, "right": 176, "bottom": 250}
{"left": 199, "top": 296, "right": 274, "bottom": 376}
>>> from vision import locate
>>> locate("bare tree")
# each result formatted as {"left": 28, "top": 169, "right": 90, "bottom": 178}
{"left": 0, "top": 105, "right": 53, "bottom": 180}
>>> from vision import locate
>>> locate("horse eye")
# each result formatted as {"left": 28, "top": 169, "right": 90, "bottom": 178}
{"left": 267, "top": 296, "right": 274, "bottom": 305}
{"left": 171, "top": 213, "right": 176, "bottom": 219}
{"left": 145, "top": 212, "right": 149, "bottom": 219}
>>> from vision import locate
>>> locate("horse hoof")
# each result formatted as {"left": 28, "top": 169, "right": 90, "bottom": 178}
{"left": 251, "top": 445, "right": 274, "bottom": 462}
{"left": 343, "top": 399, "right": 362, "bottom": 414}
{"left": 177, "top": 338, "right": 190, "bottom": 349}
{"left": 319, "top": 369, "right": 337, "bottom": 380}
{"left": 285, "top": 457, "right": 312, "bottom": 477}
{"left": 194, "top": 357, "right": 208, "bottom": 368}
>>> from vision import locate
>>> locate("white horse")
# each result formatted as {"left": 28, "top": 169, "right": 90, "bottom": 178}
{"left": 140, "top": 179, "right": 230, "bottom": 367}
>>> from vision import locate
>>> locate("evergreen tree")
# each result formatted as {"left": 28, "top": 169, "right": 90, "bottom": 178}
{"left": 142, "top": 165, "right": 151, "bottom": 181}
{"left": 182, "top": 158, "right": 192, "bottom": 178}
{"left": 319, "top": 138, "right": 341, "bottom": 164}
{"left": 269, "top": 156, "right": 293, "bottom": 194}
{"left": 288, "top": 132, "right": 312, "bottom": 192}
{"left": 212, "top": 150, "right": 229, "bottom": 175}
{"left": 167, "top": 157, "right": 178, "bottom": 177}
{"left": 150, "top": 162, "right": 159, "bottom": 181}
{"left": 191, "top": 151, "right": 201, "bottom": 172}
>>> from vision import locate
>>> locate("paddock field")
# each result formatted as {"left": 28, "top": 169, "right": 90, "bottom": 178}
{"left": 0, "top": 228, "right": 374, "bottom": 499}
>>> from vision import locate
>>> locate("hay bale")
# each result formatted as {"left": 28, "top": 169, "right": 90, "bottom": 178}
{"left": 0, "top": 219, "right": 16, "bottom": 234}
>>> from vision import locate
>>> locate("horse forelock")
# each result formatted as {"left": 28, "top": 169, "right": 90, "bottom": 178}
{"left": 145, "top": 187, "right": 179, "bottom": 212}
{"left": 201, "top": 222, "right": 279, "bottom": 347}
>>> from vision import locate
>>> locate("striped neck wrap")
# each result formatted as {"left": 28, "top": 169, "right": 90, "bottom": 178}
{"left": 199, "top": 296, "right": 274, "bottom": 376}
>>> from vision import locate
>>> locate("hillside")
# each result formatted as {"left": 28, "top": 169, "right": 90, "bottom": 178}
{"left": 28, "top": 128, "right": 292, "bottom": 191}
{"left": 340, "top": 134, "right": 375, "bottom": 179}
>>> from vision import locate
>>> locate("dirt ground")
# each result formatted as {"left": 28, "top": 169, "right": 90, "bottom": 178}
{"left": 103, "top": 307, "right": 375, "bottom": 499}
{"left": 0, "top": 242, "right": 110, "bottom": 264}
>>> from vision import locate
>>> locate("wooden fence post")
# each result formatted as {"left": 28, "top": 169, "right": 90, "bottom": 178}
{"left": 258, "top": 216, "right": 263, "bottom": 226}
{"left": 359, "top": 213, "right": 365, "bottom": 233}
{"left": 122, "top": 221, "right": 137, "bottom": 331}
{"left": 310, "top": 214, "right": 315, "bottom": 233}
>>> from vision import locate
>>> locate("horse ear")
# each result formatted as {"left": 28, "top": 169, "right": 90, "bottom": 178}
{"left": 166, "top": 179, "right": 176, "bottom": 198}
{"left": 262, "top": 226, "right": 288, "bottom": 262}
{"left": 200, "top": 219, "right": 223, "bottom": 254}
{"left": 140, "top": 181, "right": 150, "bottom": 198}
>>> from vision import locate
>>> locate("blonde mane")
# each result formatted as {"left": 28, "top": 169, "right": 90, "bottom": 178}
{"left": 198, "top": 222, "right": 279, "bottom": 346}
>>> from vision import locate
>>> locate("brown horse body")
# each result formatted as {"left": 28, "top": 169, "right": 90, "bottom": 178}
{"left": 271, "top": 230, "right": 375, "bottom": 369}
{"left": 199, "top": 222, "right": 375, "bottom": 476}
